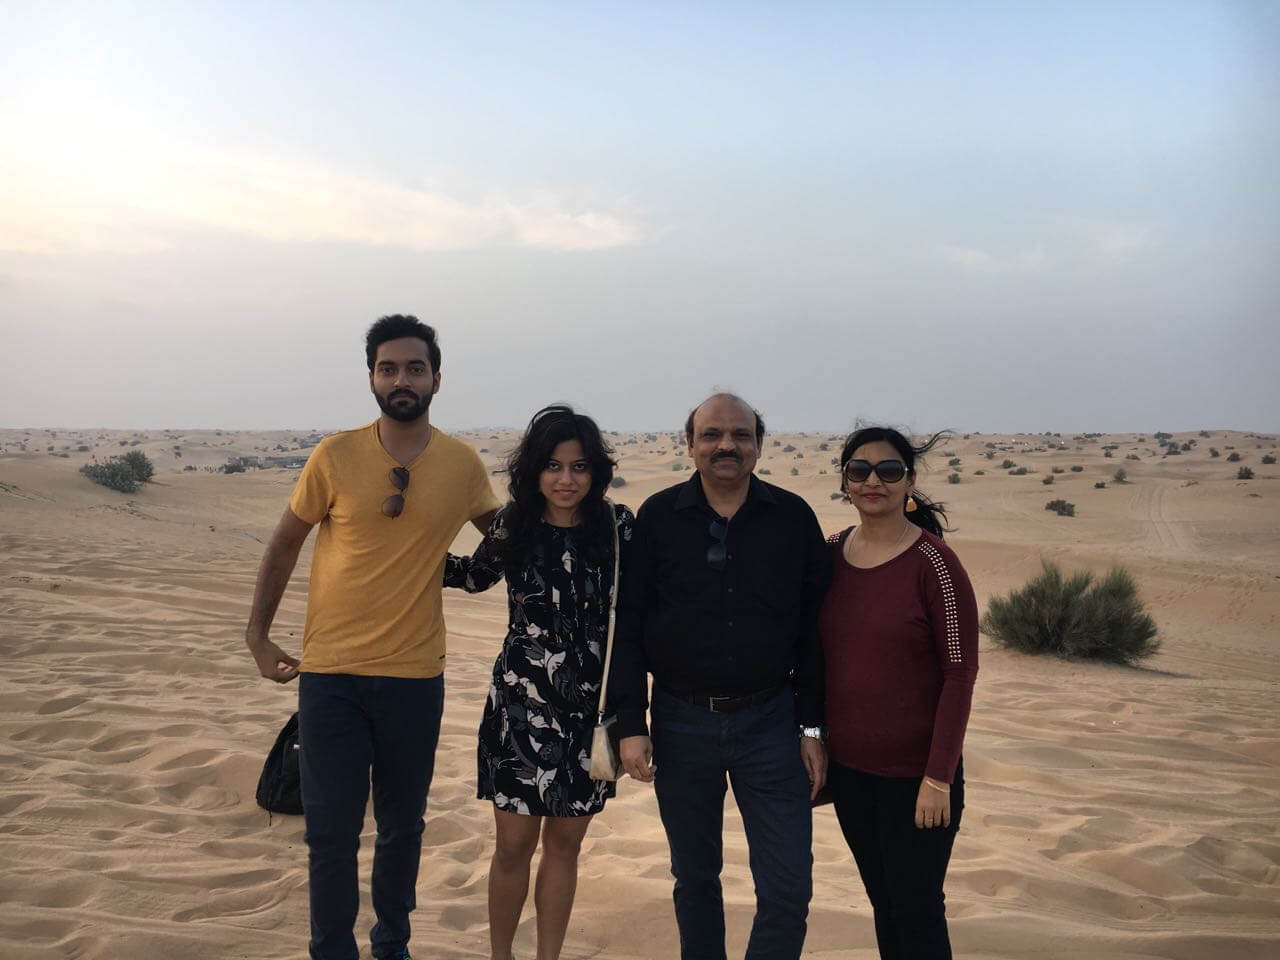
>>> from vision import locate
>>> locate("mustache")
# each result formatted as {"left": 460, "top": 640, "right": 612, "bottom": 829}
{"left": 389, "top": 390, "right": 419, "bottom": 402}
{"left": 711, "top": 451, "right": 742, "bottom": 462}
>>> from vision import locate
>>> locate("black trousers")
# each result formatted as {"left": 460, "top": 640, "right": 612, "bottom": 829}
{"left": 829, "top": 759, "right": 964, "bottom": 960}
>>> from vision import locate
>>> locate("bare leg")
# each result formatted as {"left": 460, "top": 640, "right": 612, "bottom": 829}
{"left": 489, "top": 808, "right": 542, "bottom": 960}
{"left": 533, "top": 815, "right": 593, "bottom": 960}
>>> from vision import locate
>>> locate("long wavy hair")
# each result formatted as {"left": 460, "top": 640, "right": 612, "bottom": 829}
{"left": 501, "top": 404, "right": 618, "bottom": 568}
{"left": 839, "top": 425, "right": 952, "bottom": 537}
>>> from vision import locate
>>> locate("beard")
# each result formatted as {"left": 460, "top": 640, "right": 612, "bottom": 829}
{"left": 375, "top": 387, "right": 432, "bottom": 423}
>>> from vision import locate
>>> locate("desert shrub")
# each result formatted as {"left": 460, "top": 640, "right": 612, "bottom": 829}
{"left": 1095, "top": 481, "right": 1107, "bottom": 489}
{"left": 1209, "top": 448, "right": 1220, "bottom": 457}
{"left": 974, "top": 469, "right": 985, "bottom": 475}
{"left": 1227, "top": 452, "right": 1241, "bottom": 462}
{"left": 1113, "top": 469, "right": 1127, "bottom": 483}
{"left": 782, "top": 444, "right": 796, "bottom": 453}
{"left": 1070, "top": 465, "right": 1083, "bottom": 472}
{"left": 1199, "top": 430, "right": 1211, "bottom": 438}
{"left": 1180, "top": 442, "right": 1192, "bottom": 451}
{"left": 1009, "top": 466, "right": 1029, "bottom": 476}
{"left": 1044, "top": 499, "right": 1075, "bottom": 516}
{"left": 1126, "top": 453, "right": 1140, "bottom": 460}
{"left": 817, "top": 442, "right": 829, "bottom": 451}
{"left": 790, "top": 467, "right": 799, "bottom": 476}
{"left": 942, "top": 450, "right": 955, "bottom": 457}
{"left": 80, "top": 460, "right": 140, "bottom": 493}
{"left": 948, "top": 472, "right": 961, "bottom": 484}
{"left": 984, "top": 451, "right": 995, "bottom": 459}
{"left": 759, "top": 468, "right": 772, "bottom": 475}
{"left": 948, "top": 457, "right": 961, "bottom": 467}
{"left": 223, "top": 460, "right": 246, "bottom": 474}
{"left": 1001, "top": 459, "right": 1016, "bottom": 469}
{"left": 1042, "top": 475, "right": 1054, "bottom": 485}
{"left": 772, "top": 440, "right": 780, "bottom": 447}
{"left": 1262, "top": 454, "right": 1276, "bottom": 465}
{"left": 77, "top": 444, "right": 89, "bottom": 452}
{"left": 829, "top": 491, "right": 845, "bottom": 500}
{"left": 1104, "top": 450, "right": 1114, "bottom": 458}
{"left": 1164, "top": 446, "right": 1181, "bottom": 456}
{"left": 120, "top": 450, "right": 154, "bottom": 482}
{"left": 1238, "top": 467, "right": 1254, "bottom": 480}
{"left": 982, "top": 562, "right": 1159, "bottom": 664}
{"left": 609, "top": 476, "right": 627, "bottom": 487}
{"left": 1052, "top": 466, "right": 1065, "bottom": 474}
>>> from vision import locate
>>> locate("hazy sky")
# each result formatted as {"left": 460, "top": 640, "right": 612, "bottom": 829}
{"left": 2, "top": 1, "right": 1277, "bottom": 434}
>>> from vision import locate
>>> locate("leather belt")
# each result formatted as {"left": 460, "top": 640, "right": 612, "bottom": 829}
{"left": 661, "top": 683, "right": 786, "bottom": 713}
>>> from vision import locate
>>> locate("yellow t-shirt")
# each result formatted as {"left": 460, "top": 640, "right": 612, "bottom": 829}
{"left": 289, "top": 421, "right": 500, "bottom": 678}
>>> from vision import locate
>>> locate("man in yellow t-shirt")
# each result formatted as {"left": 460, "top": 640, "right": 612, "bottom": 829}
{"left": 244, "top": 315, "right": 499, "bottom": 960}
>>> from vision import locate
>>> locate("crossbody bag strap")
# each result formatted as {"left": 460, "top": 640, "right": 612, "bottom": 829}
{"left": 595, "top": 500, "right": 622, "bottom": 720}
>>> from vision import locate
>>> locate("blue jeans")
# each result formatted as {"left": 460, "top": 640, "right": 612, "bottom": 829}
{"left": 651, "top": 685, "right": 813, "bottom": 960}
{"left": 298, "top": 672, "right": 445, "bottom": 960}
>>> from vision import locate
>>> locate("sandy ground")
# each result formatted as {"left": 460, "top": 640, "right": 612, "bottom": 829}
{"left": 2, "top": 425, "right": 1277, "bottom": 959}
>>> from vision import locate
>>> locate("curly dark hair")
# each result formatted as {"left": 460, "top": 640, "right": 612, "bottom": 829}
{"left": 500, "top": 405, "right": 618, "bottom": 568}
{"left": 365, "top": 314, "right": 441, "bottom": 373}
{"left": 839, "top": 425, "right": 952, "bottom": 536}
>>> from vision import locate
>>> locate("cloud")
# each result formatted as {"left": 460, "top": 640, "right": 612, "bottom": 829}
{"left": 1062, "top": 218, "right": 1151, "bottom": 262}
{"left": 939, "top": 244, "right": 1047, "bottom": 274}
{"left": 0, "top": 139, "right": 641, "bottom": 256}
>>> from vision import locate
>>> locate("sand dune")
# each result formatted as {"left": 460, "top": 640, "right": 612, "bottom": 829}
{"left": 1, "top": 426, "right": 1277, "bottom": 958}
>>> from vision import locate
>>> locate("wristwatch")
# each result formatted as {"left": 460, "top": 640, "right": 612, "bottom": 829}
{"left": 799, "top": 725, "right": 826, "bottom": 741}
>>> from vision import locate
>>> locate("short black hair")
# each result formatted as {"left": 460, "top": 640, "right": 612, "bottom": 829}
{"left": 365, "top": 314, "right": 441, "bottom": 373}
{"left": 684, "top": 393, "right": 765, "bottom": 447}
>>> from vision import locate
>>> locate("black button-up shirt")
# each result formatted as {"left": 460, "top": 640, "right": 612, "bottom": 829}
{"left": 609, "top": 472, "right": 829, "bottom": 737}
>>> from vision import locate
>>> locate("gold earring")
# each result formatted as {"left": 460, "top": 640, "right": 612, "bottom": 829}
{"left": 905, "top": 494, "right": 918, "bottom": 513}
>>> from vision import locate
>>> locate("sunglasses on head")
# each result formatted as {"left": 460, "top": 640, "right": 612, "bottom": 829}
{"left": 842, "top": 459, "right": 908, "bottom": 484}
{"left": 382, "top": 466, "right": 410, "bottom": 518}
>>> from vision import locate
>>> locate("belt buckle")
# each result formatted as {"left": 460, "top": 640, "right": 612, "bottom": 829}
{"left": 708, "top": 695, "right": 730, "bottom": 713}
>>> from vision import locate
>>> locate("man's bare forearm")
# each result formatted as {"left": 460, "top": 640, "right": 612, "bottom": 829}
{"left": 245, "top": 538, "right": 305, "bottom": 647}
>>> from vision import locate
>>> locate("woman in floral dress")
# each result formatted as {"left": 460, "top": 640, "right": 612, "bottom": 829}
{"left": 445, "top": 404, "right": 632, "bottom": 960}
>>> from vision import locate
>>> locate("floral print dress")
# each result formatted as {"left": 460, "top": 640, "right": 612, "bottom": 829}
{"left": 444, "top": 502, "right": 633, "bottom": 817}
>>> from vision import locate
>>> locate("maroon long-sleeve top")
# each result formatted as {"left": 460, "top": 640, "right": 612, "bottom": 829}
{"left": 819, "top": 527, "right": 978, "bottom": 784}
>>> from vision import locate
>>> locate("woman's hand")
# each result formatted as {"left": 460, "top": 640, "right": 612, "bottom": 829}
{"left": 914, "top": 776, "right": 951, "bottom": 829}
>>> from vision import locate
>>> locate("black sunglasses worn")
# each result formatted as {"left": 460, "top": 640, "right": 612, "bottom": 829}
{"left": 707, "top": 517, "right": 728, "bottom": 571}
{"left": 382, "top": 466, "right": 410, "bottom": 518}
{"left": 843, "top": 459, "right": 908, "bottom": 485}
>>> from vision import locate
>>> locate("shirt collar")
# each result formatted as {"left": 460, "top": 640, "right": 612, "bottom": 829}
{"left": 676, "top": 472, "right": 778, "bottom": 512}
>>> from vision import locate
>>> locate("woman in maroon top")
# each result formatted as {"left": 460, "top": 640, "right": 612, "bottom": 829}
{"left": 819, "top": 426, "right": 978, "bottom": 960}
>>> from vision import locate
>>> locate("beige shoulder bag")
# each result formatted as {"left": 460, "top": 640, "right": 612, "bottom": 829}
{"left": 588, "top": 501, "right": 624, "bottom": 781}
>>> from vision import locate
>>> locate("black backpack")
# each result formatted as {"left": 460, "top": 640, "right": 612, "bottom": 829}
{"left": 256, "top": 713, "right": 304, "bottom": 816}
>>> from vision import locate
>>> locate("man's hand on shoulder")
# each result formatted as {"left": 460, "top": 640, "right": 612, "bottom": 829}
{"left": 247, "top": 635, "right": 300, "bottom": 684}
{"left": 620, "top": 735, "right": 656, "bottom": 783}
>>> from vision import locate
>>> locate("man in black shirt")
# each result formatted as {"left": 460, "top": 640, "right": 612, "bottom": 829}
{"left": 611, "top": 393, "right": 828, "bottom": 960}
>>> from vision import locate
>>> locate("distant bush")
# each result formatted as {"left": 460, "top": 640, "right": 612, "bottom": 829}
{"left": 759, "top": 468, "right": 771, "bottom": 475}
{"left": 1095, "top": 481, "right": 1107, "bottom": 489}
{"left": 1238, "top": 467, "right": 1254, "bottom": 480}
{"left": 1227, "top": 452, "right": 1241, "bottom": 462}
{"left": 782, "top": 444, "right": 796, "bottom": 453}
{"left": 1052, "top": 466, "right": 1065, "bottom": 474}
{"left": 77, "top": 444, "right": 89, "bottom": 452}
{"left": 609, "top": 476, "right": 626, "bottom": 487}
{"left": 1045, "top": 499, "right": 1075, "bottom": 516}
{"left": 223, "top": 460, "right": 246, "bottom": 474}
{"left": 974, "top": 469, "right": 985, "bottom": 475}
{"left": 1262, "top": 454, "right": 1276, "bottom": 465}
{"left": 817, "top": 442, "right": 829, "bottom": 451}
{"left": 1009, "top": 466, "right": 1029, "bottom": 476}
{"left": 80, "top": 459, "right": 140, "bottom": 493}
{"left": 671, "top": 462, "right": 683, "bottom": 471}
{"left": 1104, "top": 450, "right": 1114, "bottom": 458}
{"left": 1070, "top": 465, "right": 1083, "bottom": 472}
{"left": 120, "top": 450, "right": 154, "bottom": 482}
{"left": 829, "top": 491, "right": 845, "bottom": 500}
{"left": 1199, "top": 430, "right": 1211, "bottom": 438}
{"left": 1126, "top": 454, "right": 1140, "bottom": 460}
{"left": 948, "top": 472, "right": 961, "bottom": 484}
{"left": 1042, "top": 475, "right": 1054, "bottom": 485}
{"left": 948, "top": 458, "right": 961, "bottom": 467}
{"left": 1209, "top": 448, "right": 1220, "bottom": 457}
{"left": 1001, "top": 459, "right": 1016, "bottom": 469}
{"left": 984, "top": 451, "right": 995, "bottom": 459}
{"left": 981, "top": 561, "right": 1159, "bottom": 664}
{"left": 790, "top": 467, "right": 799, "bottom": 476}
{"left": 1113, "top": 469, "right": 1127, "bottom": 483}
